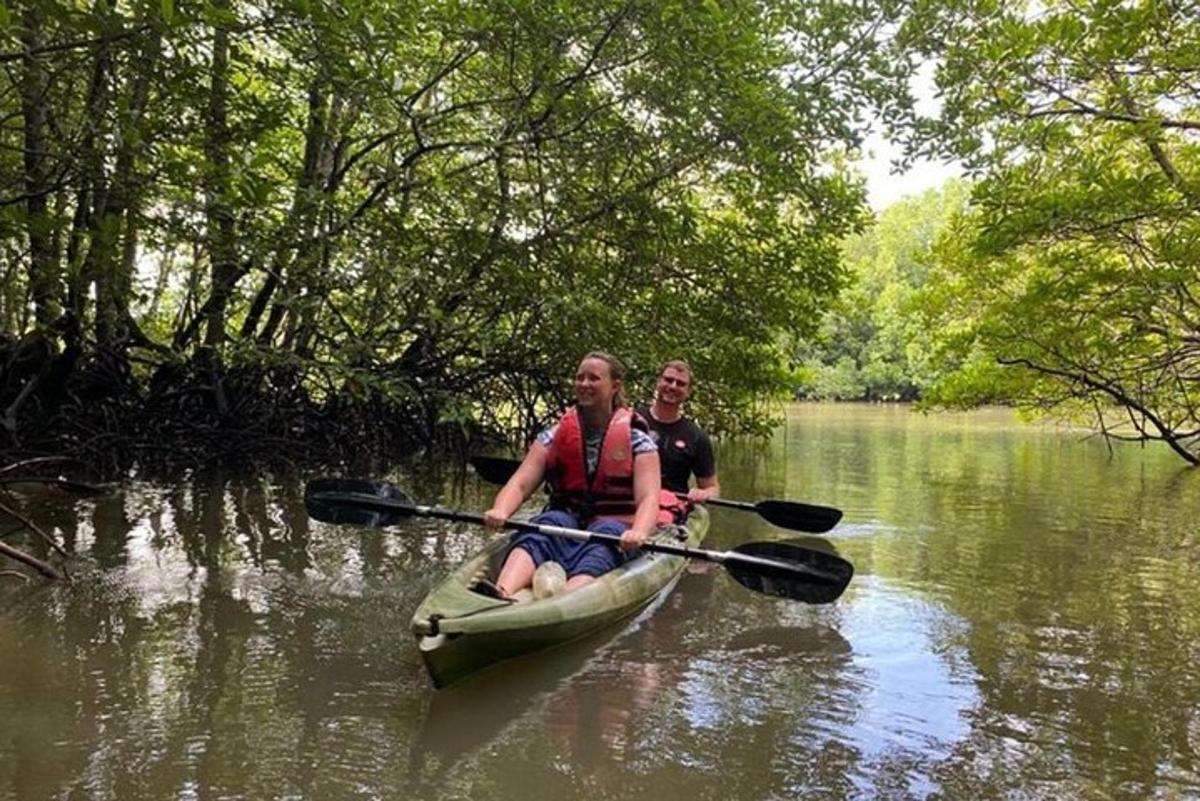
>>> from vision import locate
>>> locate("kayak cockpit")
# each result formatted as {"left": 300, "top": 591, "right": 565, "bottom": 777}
{"left": 409, "top": 507, "right": 709, "bottom": 688}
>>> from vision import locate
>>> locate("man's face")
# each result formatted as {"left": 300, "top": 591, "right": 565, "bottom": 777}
{"left": 656, "top": 367, "right": 692, "bottom": 405}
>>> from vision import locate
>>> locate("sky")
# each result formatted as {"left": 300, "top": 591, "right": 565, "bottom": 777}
{"left": 859, "top": 132, "right": 962, "bottom": 211}
{"left": 858, "top": 61, "right": 963, "bottom": 211}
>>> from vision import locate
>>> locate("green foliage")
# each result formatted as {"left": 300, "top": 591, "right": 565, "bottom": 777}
{"left": 1, "top": 0, "right": 919, "bottom": 452}
{"left": 907, "top": 0, "right": 1200, "bottom": 464}
{"left": 795, "top": 180, "right": 969, "bottom": 401}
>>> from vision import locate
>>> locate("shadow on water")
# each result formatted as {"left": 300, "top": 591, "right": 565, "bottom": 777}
{"left": 1, "top": 469, "right": 443, "bottom": 799}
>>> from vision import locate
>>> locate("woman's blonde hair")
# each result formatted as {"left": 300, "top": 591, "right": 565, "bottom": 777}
{"left": 579, "top": 351, "right": 627, "bottom": 409}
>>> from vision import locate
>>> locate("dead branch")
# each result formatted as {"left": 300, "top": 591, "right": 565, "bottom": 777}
{"left": 0, "top": 540, "right": 62, "bottom": 580}
{"left": 0, "top": 477, "right": 108, "bottom": 496}
{"left": 0, "top": 499, "right": 69, "bottom": 559}
{"left": 0, "top": 456, "right": 88, "bottom": 476}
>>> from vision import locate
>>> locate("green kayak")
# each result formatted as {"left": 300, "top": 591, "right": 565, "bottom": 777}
{"left": 410, "top": 505, "right": 710, "bottom": 688}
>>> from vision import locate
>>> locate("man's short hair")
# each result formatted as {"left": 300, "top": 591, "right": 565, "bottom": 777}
{"left": 658, "top": 360, "right": 694, "bottom": 383}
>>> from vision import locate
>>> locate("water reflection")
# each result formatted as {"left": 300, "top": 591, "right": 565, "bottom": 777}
{"left": 2, "top": 406, "right": 1199, "bottom": 800}
{"left": 412, "top": 623, "right": 638, "bottom": 776}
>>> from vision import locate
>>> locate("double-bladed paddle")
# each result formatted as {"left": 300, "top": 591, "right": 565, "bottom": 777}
{"left": 468, "top": 454, "right": 843, "bottom": 534}
{"left": 305, "top": 478, "right": 853, "bottom": 605}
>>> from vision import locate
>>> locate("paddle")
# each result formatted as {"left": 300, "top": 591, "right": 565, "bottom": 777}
{"left": 469, "top": 454, "right": 843, "bottom": 534}
{"left": 305, "top": 478, "right": 853, "bottom": 605}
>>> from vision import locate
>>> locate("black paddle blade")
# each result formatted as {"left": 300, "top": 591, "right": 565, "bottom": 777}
{"left": 727, "top": 541, "right": 854, "bottom": 604}
{"left": 304, "top": 478, "right": 412, "bottom": 527}
{"left": 470, "top": 455, "right": 521, "bottom": 485}
{"left": 754, "top": 500, "right": 843, "bottom": 534}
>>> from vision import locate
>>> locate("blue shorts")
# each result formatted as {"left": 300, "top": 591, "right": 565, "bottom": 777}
{"left": 507, "top": 509, "right": 634, "bottom": 578}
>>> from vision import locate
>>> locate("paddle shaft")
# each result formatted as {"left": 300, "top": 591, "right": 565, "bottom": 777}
{"left": 698, "top": 496, "right": 754, "bottom": 513}
{"left": 312, "top": 491, "right": 840, "bottom": 583}
{"left": 468, "top": 455, "right": 841, "bottom": 533}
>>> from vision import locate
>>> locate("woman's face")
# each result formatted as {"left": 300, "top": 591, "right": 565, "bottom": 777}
{"left": 574, "top": 357, "right": 617, "bottom": 409}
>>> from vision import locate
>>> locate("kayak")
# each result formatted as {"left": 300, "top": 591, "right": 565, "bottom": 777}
{"left": 410, "top": 505, "right": 710, "bottom": 688}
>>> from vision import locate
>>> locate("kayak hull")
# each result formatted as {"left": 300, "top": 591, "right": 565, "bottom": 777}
{"left": 410, "top": 506, "right": 709, "bottom": 688}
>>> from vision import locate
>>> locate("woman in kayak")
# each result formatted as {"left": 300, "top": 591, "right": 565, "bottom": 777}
{"left": 479, "top": 351, "right": 662, "bottom": 599}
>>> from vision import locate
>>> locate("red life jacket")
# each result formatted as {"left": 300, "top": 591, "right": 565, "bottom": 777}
{"left": 546, "top": 406, "right": 638, "bottom": 523}
{"left": 546, "top": 407, "right": 692, "bottom": 527}
{"left": 657, "top": 490, "right": 691, "bottom": 527}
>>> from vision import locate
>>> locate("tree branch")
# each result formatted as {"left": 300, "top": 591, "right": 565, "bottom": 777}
{"left": 0, "top": 24, "right": 153, "bottom": 65}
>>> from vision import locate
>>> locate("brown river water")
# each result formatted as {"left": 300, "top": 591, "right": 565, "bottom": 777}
{"left": 2, "top": 404, "right": 1198, "bottom": 800}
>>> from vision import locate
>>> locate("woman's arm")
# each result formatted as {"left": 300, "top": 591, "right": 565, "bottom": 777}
{"left": 620, "top": 451, "right": 662, "bottom": 550}
{"left": 483, "top": 442, "right": 549, "bottom": 529}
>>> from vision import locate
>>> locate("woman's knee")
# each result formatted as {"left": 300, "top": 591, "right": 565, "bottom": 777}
{"left": 565, "top": 573, "right": 596, "bottom": 591}
{"left": 503, "top": 545, "right": 535, "bottom": 570}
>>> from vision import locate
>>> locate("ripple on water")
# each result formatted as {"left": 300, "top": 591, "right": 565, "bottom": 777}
{"left": 4, "top": 428, "right": 1199, "bottom": 801}
{"left": 827, "top": 520, "right": 900, "bottom": 540}
{"left": 790, "top": 577, "right": 980, "bottom": 793}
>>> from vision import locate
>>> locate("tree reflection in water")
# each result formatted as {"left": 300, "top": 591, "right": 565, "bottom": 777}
{"left": 3, "top": 409, "right": 1200, "bottom": 800}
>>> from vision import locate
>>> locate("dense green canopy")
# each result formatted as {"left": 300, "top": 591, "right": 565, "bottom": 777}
{"left": 794, "top": 182, "right": 968, "bottom": 401}
{"left": 10, "top": 0, "right": 1192, "bottom": 467}
{"left": 905, "top": 0, "right": 1200, "bottom": 464}
{"left": 1, "top": 0, "right": 917, "bottom": 464}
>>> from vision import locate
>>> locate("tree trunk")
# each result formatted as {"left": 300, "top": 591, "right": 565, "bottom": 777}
{"left": 74, "top": 0, "right": 118, "bottom": 346}
{"left": 203, "top": 0, "right": 237, "bottom": 350}
{"left": 93, "top": 21, "right": 158, "bottom": 349}
{"left": 19, "top": 5, "right": 62, "bottom": 327}
{"left": 249, "top": 82, "right": 340, "bottom": 347}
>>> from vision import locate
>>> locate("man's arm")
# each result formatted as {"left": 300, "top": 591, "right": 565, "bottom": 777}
{"left": 687, "top": 429, "right": 718, "bottom": 502}
{"left": 690, "top": 473, "right": 719, "bottom": 503}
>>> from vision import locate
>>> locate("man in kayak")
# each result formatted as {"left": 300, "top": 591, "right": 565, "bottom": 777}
{"left": 479, "top": 352, "right": 662, "bottom": 599}
{"left": 636, "top": 360, "right": 720, "bottom": 504}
